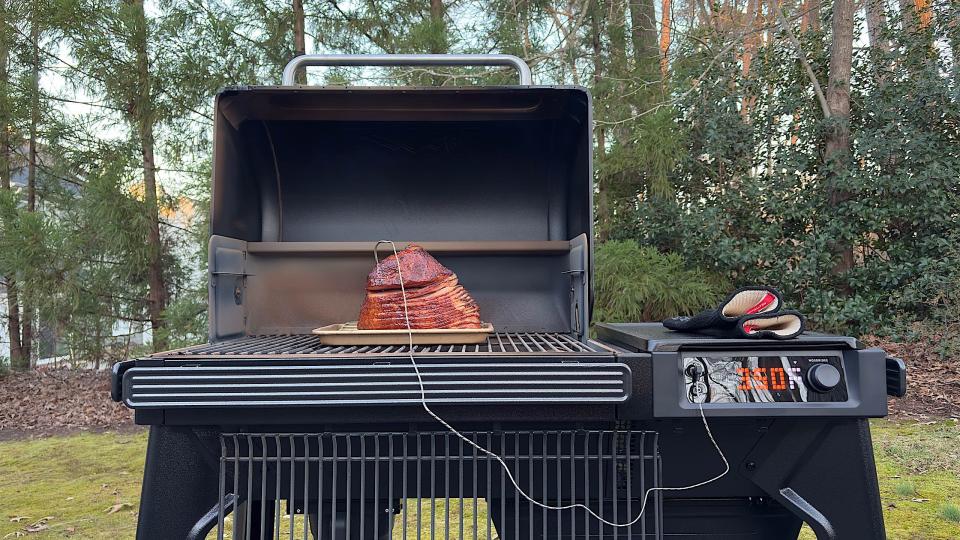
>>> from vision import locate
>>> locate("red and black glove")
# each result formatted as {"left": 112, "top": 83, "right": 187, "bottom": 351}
{"left": 663, "top": 286, "right": 805, "bottom": 340}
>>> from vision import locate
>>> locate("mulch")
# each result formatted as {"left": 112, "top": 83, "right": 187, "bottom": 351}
{"left": 0, "top": 368, "right": 134, "bottom": 440}
{"left": 0, "top": 337, "right": 956, "bottom": 440}
{"left": 863, "top": 335, "right": 960, "bottom": 420}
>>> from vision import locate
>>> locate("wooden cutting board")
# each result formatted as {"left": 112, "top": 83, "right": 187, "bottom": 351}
{"left": 312, "top": 321, "right": 494, "bottom": 346}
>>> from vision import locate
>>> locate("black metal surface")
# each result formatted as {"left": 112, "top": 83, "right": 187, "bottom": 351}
{"left": 121, "top": 357, "right": 632, "bottom": 409}
{"left": 886, "top": 356, "right": 907, "bottom": 397}
{"left": 211, "top": 88, "right": 592, "bottom": 244}
{"left": 215, "top": 430, "right": 662, "bottom": 540}
{"left": 740, "top": 419, "right": 886, "bottom": 539}
{"left": 651, "top": 347, "right": 889, "bottom": 418}
{"left": 596, "top": 322, "right": 862, "bottom": 352}
{"left": 163, "top": 332, "right": 600, "bottom": 357}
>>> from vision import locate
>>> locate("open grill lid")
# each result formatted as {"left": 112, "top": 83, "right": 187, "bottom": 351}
{"left": 208, "top": 55, "right": 595, "bottom": 341}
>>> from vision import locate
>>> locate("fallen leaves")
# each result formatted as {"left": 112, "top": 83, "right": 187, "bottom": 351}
{"left": 105, "top": 502, "right": 132, "bottom": 515}
{"left": 862, "top": 335, "right": 960, "bottom": 419}
{"left": 0, "top": 368, "right": 133, "bottom": 434}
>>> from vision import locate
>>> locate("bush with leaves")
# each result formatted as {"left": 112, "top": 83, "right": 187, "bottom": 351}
{"left": 615, "top": 10, "right": 960, "bottom": 336}
{"left": 592, "top": 240, "right": 727, "bottom": 324}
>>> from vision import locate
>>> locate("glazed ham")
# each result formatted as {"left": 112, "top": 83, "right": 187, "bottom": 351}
{"left": 357, "top": 245, "right": 482, "bottom": 330}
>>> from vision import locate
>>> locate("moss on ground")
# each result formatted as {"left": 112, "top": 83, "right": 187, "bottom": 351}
{"left": 870, "top": 418, "right": 960, "bottom": 540}
{"left": 1, "top": 420, "right": 958, "bottom": 539}
{"left": 0, "top": 430, "right": 146, "bottom": 539}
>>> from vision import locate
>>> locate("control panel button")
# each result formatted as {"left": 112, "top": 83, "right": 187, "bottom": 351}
{"left": 807, "top": 364, "right": 841, "bottom": 392}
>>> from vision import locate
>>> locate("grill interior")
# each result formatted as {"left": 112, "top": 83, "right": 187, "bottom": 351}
{"left": 210, "top": 430, "right": 662, "bottom": 540}
{"left": 161, "top": 333, "right": 601, "bottom": 358}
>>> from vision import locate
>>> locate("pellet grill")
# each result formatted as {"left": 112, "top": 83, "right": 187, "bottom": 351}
{"left": 112, "top": 54, "right": 908, "bottom": 540}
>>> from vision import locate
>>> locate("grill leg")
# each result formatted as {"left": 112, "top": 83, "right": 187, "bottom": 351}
{"left": 234, "top": 500, "right": 276, "bottom": 540}
{"left": 136, "top": 426, "right": 220, "bottom": 540}
{"left": 742, "top": 419, "right": 886, "bottom": 540}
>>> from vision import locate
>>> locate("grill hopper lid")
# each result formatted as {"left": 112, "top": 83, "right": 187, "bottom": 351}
{"left": 208, "top": 56, "right": 594, "bottom": 340}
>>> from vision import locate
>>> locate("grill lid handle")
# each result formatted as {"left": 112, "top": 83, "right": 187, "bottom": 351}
{"left": 281, "top": 54, "right": 533, "bottom": 86}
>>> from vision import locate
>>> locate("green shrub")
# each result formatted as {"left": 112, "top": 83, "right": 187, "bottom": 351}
{"left": 940, "top": 502, "right": 960, "bottom": 523}
{"left": 593, "top": 240, "right": 727, "bottom": 323}
{"left": 893, "top": 481, "right": 916, "bottom": 498}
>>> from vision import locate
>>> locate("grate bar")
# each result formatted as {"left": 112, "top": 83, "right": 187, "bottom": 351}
{"left": 153, "top": 332, "right": 606, "bottom": 358}
{"left": 158, "top": 332, "right": 599, "bottom": 358}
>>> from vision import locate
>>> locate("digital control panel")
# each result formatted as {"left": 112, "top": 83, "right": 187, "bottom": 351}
{"left": 683, "top": 353, "right": 848, "bottom": 404}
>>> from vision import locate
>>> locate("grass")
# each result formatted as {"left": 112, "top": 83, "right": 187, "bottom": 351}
{"left": 1, "top": 420, "right": 958, "bottom": 539}
{"left": 941, "top": 502, "right": 960, "bottom": 524}
{"left": 0, "top": 430, "right": 146, "bottom": 539}
{"left": 894, "top": 480, "right": 918, "bottom": 498}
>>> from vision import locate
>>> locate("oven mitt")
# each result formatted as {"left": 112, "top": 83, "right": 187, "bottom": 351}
{"left": 739, "top": 310, "right": 805, "bottom": 340}
{"left": 662, "top": 286, "right": 782, "bottom": 333}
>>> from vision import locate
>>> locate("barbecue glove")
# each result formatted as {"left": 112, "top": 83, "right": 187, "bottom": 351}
{"left": 663, "top": 286, "right": 782, "bottom": 335}
{"left": 738, "top": 310, "right": 805, "bottom": 340}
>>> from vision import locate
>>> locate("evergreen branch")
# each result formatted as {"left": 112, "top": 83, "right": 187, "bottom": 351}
{"left": 327, "top": 1, "right": 396, "bottom": 53}
{"left": 159, "top": 219, "right": 193, "bottom": 234}
{"left": 775, "top": 5, "right": 832, "bottom": 118}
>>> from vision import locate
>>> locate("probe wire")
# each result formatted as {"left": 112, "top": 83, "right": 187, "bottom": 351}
{"left": 375, "top": 240, "right": 731, "bottom": 529}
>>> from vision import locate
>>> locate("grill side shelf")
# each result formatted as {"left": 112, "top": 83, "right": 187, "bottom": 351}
{"left": 121, "top": 358, "right": 631, "bottom": 409}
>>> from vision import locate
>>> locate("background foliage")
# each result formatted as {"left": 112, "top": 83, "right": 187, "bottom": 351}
{"left": 0, "top": 0, "right": 957, "bottom": 369}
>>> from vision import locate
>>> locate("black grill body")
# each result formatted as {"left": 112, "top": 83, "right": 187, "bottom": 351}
{"left": 115, "top": 56, "right": 903, "bottom": 540}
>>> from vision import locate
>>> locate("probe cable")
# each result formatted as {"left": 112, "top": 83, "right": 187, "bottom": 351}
{"left": 375, "top": 240, "right": 731, "bottom": 529}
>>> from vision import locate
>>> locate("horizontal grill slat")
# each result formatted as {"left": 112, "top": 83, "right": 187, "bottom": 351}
{"left": 121, "top": 361, "right": 632, "bottom": 409}
{"left": 134, "top": 379, "right": 626, "bottom": 389}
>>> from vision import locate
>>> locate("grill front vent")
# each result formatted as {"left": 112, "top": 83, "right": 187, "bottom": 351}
{"left": 122, "top": 359, "right": 631, "bottom": 409}
{"left": 202, "top": 430, "right": 662, "bottom": 539}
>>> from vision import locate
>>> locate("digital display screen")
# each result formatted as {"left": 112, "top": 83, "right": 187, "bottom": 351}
{"left": 735, "top": 366, "right": 802, "bottom": 391}
{"left": 683, "top": 354, "right": 847, "bottom": 404}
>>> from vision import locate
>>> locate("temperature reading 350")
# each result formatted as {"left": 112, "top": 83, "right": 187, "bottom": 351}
{"left": 736, "top": 367, "right": 803, "bottom": 391}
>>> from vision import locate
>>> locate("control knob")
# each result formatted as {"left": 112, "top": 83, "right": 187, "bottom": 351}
{"left": 806, "top": 364, "right": 841, "bottom": 392}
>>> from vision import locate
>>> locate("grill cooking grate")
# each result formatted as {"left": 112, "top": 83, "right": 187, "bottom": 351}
{"left": 208, "top": 430, "right": 661, "bottom": 540}
{"left": 163, "top": 333, "right": 599, "bottom": 357}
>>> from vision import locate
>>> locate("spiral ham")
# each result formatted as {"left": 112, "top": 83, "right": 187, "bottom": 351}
{"left": 357, "top": 245, "right": 482, "bottom": 330}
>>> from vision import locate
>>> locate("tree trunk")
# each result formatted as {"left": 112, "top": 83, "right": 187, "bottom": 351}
{"left": 951, "top": 0, "right": 960, "bottom": 87}
{"left": 0, "top": 0, "right": 25, "bottom": 370}
{"left": 565, "top": 0, "right": 582, "bottom": 84}
{"left": 292, "top": 0, "right": 306, "bottom": 83}
{"left": 864, "top": 0, "right": 891, "bottom": 52}
{"left": 898, "top": 0, "right": 916, "bottom": 34}
{"left": 801, "top": 0, "right": 820, "bottom": 32}
{"left": 430, "top": 0, "right": 445, "bottom": 53}
{"left": 127, "top": 0, "right": 168, "bottom": 351}
{"left": 825, "top": 0, "right": 855, "bottom": 275}
{"left": 608, "top": 0, "right": 628, "bottom": 71}
{"left": 629, "top": 0, "right": 658, "bottom": 71}
{"left": 659, "top": 0, "right": 671, "bottom": 76}
{"left": 21, "top": 9, "right": 41, "bottom": 366}
{"left": 914, "top": 0, "right": 932, "bottom": 29}
{"left": 740, "top": 0, "right": 762, "bottom": 120}
{"left": 591, "top": 2, "right": 610, "bottom": 242}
